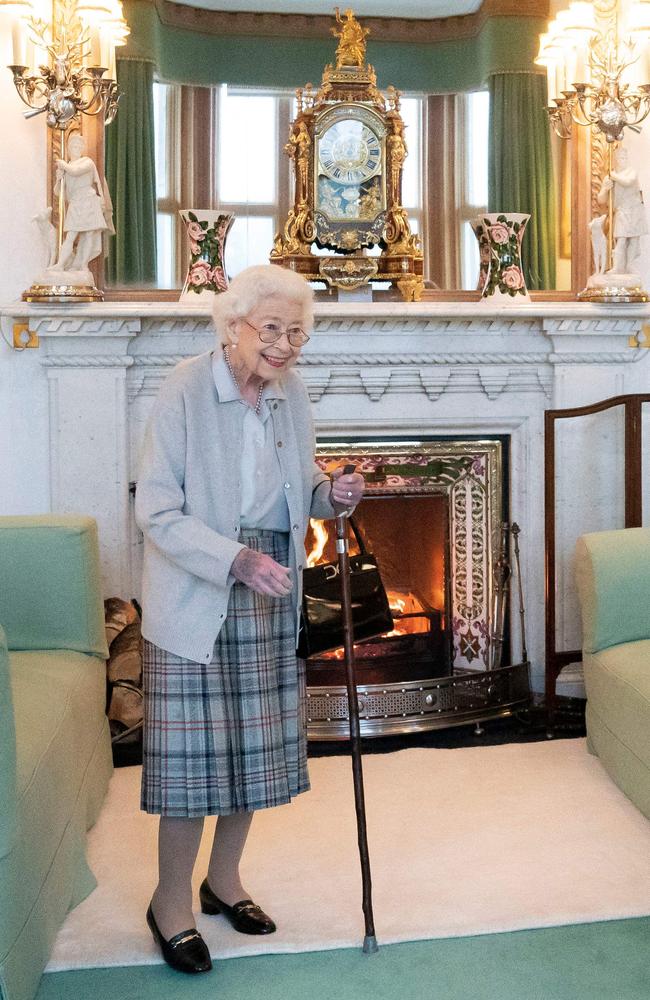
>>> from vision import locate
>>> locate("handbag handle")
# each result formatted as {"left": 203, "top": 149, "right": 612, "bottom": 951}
{"left": 348, "top": 516, "right": 370, "bottom": 556}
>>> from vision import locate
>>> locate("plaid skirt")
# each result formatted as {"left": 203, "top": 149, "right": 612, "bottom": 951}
{"left": 141, "top": 530, "right": 309, "bottom": 817}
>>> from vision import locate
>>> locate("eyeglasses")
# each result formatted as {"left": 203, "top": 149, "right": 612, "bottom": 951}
{"left": 242, "top": 319, "right": 310, "bottom": 348}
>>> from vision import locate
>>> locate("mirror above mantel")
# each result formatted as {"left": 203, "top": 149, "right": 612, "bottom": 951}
{"left": 96, "top": 0, "right": 594, "bottom": 301}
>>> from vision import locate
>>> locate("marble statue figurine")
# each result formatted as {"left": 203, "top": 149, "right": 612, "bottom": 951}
{"left": 32, "top": 208, "right": 58, "bottom": 269}
{"left": 32, "top": 132, "right": 114, "bottom": 289}
{"left": 596, "top": 146, "right": 648, "bottom": 278}
{"left": 588, "top": 214, "right": 607, "bottom": 276}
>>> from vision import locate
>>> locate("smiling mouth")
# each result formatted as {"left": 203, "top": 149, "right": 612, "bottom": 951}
{"left": 262, "top": 353, "right": 290, "bottom": 367}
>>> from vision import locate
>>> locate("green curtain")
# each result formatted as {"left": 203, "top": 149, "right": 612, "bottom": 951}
{"left": 105, "top": 60, "right": 157, "bottom": 285}
{"left": 487, "top": 73, "right": 556, "bottom": 290}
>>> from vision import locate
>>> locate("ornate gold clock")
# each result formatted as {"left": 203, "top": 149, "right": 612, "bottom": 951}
{"left": 271, "top": 8, "right": 424, "bottom": 301}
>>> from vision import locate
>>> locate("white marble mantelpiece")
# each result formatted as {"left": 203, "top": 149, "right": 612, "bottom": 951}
{"left": 2, "top": 299, "right": 649, "bottom": 694}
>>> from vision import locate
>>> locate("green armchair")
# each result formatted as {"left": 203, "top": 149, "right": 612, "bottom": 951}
{"left": 0, "top": 516, "right": 113, "bottom": 1000}
{"left": 575, "top": 527, "right": 650, "bottom": 820}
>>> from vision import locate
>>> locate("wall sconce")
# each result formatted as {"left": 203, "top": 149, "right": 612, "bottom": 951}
{"left": 536, "top": 1, "right": 650, "bottom": 142}
{"left": 0, "top": 0, "right": 129, "bottom": 303}
{"left": 1, "top": 0, "right": 128, "bottom": 129}
{"left": 536, "top": 1, "right": 650, "bottom": 302}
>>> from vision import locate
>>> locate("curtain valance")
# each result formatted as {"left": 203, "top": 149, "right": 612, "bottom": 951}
{"left": 120, "top": 0, "right": 546, "bottom": 92}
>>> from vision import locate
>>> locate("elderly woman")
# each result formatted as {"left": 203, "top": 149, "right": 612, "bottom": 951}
{"left": 135, "top": 264, "right": 365, "bottom": 974}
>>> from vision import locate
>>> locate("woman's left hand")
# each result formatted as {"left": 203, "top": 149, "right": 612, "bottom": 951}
{"left": 330, "top": 468, "right": 365, "bottom": 509}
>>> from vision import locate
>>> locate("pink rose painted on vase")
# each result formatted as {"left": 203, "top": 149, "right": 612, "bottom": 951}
{"left": 210, "top": 265, "right": 228, "bottom": 291}
{"left": 189, "top": 260, "right": 211, "bottom": 285}
{"left": 488, "top": 223, "right": 510, "bottom": 245}
{"left": 502, "top": 265, "right": 524, "bottom": 289}
{"left": 187, "top": 221, "right": 206, "bottom": 242}
{"left": 179, "top": 210, "right": 235, "bottom": 301}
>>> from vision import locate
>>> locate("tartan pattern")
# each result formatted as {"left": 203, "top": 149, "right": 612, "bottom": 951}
{"left": 141, "top": 530, "right": 309, "bottom": 817}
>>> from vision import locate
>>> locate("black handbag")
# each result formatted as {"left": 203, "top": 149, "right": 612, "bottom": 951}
{"left": 297, "top": 518, "right": 393, "bottom": 659}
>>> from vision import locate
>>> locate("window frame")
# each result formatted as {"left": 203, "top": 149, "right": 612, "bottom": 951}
{"left": 148, "top": 83, "right": 488, "bottom": 294}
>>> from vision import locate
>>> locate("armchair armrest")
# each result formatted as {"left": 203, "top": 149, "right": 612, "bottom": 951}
{"left": 0, "top": 515, "right": 108, "bottom": 657}
{"left": 575, "top": 527, "right": 650, "bottom": 655}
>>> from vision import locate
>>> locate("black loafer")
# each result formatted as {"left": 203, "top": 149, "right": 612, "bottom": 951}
{"left": 199, "top": 879, "right": 277, "bottom": 935}
{"left": 146, "top": 903, "right": 212, "bottom": 974}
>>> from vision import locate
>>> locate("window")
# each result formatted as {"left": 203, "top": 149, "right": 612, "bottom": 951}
{"left": 401, "top": 96, "right": 423, "bottom": 238}
{"left": 153, "top": 84, "right": 292, "bottom": 288}
{"left": 152, "top": 83, "right": 486, "bottom": 291}
{"left": 153, "top": 81, "right": 180, "bottom": 288}
{"left": 457, "top": 90, "right": 490, "bottom": 289}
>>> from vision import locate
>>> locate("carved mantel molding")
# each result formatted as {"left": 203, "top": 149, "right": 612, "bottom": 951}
{"left": 2, "top": 300, "right": 646, "bottom": 402}
{"left": 3, "top": 300, "right": 646, "bottom": 408}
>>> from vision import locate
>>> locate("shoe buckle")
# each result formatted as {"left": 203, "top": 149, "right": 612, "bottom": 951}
{"left": 172, "top": 931, "right": 200, "bottom": 948}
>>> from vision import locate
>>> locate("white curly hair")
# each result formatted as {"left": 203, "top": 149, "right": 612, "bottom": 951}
{"left": 212, "top": 265, "right": 314, "bottom": 345}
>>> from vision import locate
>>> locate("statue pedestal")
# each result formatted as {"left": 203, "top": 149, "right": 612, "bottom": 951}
{"left": 579, "top": 271, "right": 648, "bottom": 304}
{"left": 23, "top": 267, "right": 102, "bottom": 303}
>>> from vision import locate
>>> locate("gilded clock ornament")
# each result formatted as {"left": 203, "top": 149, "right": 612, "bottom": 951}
{"left": 270, "top": 7, "right": 424, "bottom": 301}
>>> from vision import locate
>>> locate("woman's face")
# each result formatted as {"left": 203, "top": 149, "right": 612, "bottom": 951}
{"left": 229, "top": 295, "right": 307, "bottom": 381}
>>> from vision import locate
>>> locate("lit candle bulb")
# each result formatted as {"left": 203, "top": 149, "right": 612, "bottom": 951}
{"left": 99, "top": 30, "right": 111, "bottom": 69}
{"left": 573, "top": 42, "right": 588, "bottom": 85}
{"left": 547, "top": 62, "right": 558, "bottom": 103}
{"left": 565, "top": 45, "right": 578, "bottom": 90}
{"left": 87, "top": 26, "right": 101, "bottom": 65}
{"left": 11, "top": 20, "right": 26, "bottom": 65}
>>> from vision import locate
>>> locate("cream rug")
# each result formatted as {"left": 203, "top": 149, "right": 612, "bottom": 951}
{"left": 46, "top": 739, "right": 650, "bottom": 971}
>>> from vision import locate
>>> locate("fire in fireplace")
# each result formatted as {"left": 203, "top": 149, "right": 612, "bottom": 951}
{"left": 304, "top": 440, "right": 530, "bottom": 739}
{"left": 304, "top": 494, "right": 451, "bottom": 687}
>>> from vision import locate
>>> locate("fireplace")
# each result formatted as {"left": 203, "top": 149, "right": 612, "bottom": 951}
{"left": 305, "top": 439, "right": 530, "bottom": 738}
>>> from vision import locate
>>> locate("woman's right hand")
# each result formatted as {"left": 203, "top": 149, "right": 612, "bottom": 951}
{"left": 231, "top": 548, "right": 293, "bottom": 597}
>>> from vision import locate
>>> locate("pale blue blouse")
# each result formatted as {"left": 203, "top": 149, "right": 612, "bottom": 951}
{"left": 211, "top": 349, "right": 290, "bottom": 531}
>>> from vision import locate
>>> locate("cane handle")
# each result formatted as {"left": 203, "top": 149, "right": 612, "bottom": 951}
{"left": 331, "top": 463, "right": 357, "bottom": 521}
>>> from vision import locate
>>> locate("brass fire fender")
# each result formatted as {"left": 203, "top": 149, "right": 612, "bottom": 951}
{"left": 307, "top": 664, "right": 531, "bottom": 740}
{"left": 270, "top": 8, "right": 424, "bottom": 301}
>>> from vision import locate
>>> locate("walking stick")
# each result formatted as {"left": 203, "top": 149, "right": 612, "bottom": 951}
{"left": 332, "top": 464, "right": 378, "bottom": 954}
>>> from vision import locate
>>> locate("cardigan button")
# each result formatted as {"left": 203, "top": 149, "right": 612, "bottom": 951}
{"left": 284, "top": 482, "right": 291, "bottom": 489}
{"left": 277, "top": 440, "right": 283, "bottom": 447}
{"left": 292, "top": 524, "right": 298, "bottom": 531}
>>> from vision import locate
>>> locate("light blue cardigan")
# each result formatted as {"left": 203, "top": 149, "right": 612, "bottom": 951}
{"left": 135, "top": 350, "right": 336, "bottom": 664}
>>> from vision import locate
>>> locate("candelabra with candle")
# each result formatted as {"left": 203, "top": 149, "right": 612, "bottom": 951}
{"left": 0, "top": 0, "right": 129, "bottom": 301}
{"left": 536, "top": 0, "right": 650, "bottom": 302}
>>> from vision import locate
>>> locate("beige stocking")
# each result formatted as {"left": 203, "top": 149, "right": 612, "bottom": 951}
{"left": 207, "top": 811, "right": 254, "bottom": 904}
{"left": 151, "top": 815, "right": 204, "bottom": 940}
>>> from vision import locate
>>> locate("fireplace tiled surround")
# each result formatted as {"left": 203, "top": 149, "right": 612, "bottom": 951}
{"left": 2, "top": 299, "right": 650, "bottom": 700}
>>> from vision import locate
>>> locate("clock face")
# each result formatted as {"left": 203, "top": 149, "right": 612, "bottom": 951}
{"left": 318, "top": 119, "right": 382, "bottom": 184}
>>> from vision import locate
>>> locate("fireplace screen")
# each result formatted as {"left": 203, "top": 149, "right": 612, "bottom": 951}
{"left": 305, "top": 440, "right": 529, "bottom": 738}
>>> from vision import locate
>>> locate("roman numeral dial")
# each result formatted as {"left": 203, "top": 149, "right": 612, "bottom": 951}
{"left": 318, "top": 119, "right": 383, "bottom": 183}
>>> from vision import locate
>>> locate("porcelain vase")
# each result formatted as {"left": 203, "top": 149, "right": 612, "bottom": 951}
{"left": 472, "top": 212, "right": 531, "bottom": 304}
{"left": 179, "top": 209, "right": 234, "bottom": 302}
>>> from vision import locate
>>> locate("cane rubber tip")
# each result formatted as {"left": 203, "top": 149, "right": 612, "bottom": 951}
{"left": 363, "top": 935, "right": 379, "bottom": 954}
